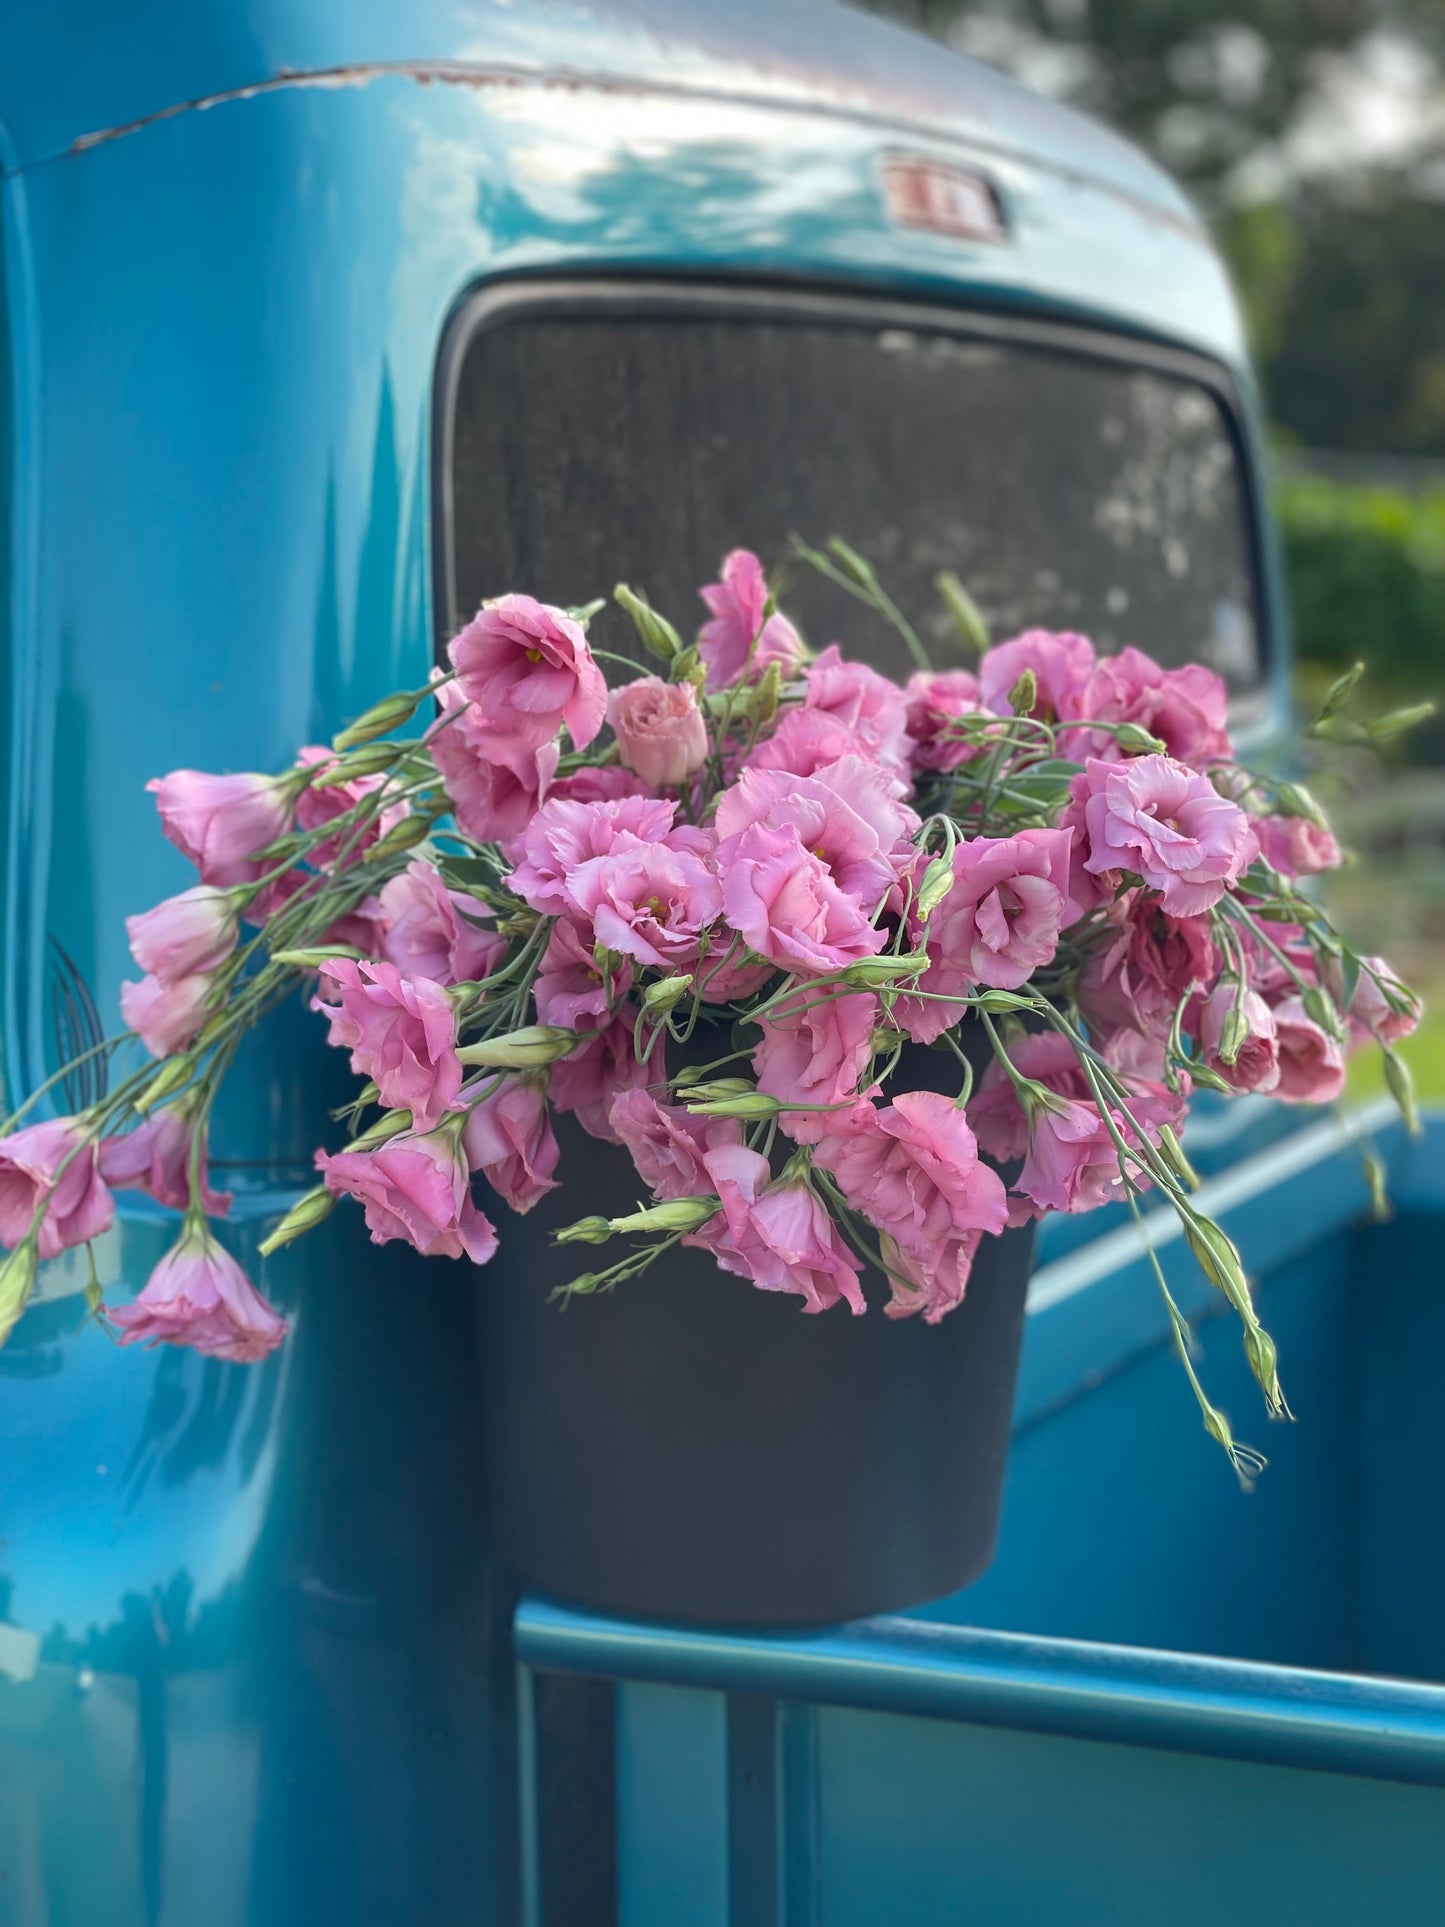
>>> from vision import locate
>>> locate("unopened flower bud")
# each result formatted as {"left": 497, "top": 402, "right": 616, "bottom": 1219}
{"left": 968, "top": 989, "right": 1038, "bottom": 1014}
{"left": 916, "top": 858, "right": 956, "bottom": 921}
{"left": 640, "top": 974, "right": 693, "bottom": 1017}
{"left": 136, "top": 1057, "right": 197, "bottom": 1112}
{"left": 1114, "top": 722, "right": 1167, "bottom": 754}
{"left": 608, "top": 1196, "right": 718, "bottom": 1234}
{"left": 0, "top": 1238, "right": 39, "bottom": 1348}
{"left": 456, "top": 1025, "right": 579, "bottom": 1070}
{"left": 1157, "top": 1124, "right": 1199, "bottom": 1191}
{"left": 842, "top": 953, "right": 930, "bottom": 988}
{"left": 746, "top": 661, "right": 784, "bottom": 727}
{"left": 1317, "top": 661, "right": 1364, "bottom": 724}
{"left": 1184, "top": 1214, "right": 1252, "bottom": 1316}
{"left": 1367, "top": 701, "right": 1436, "bottom": 742}
{"left": 310, "top": 740, "right": 403, "bottom": 786}
{"left": 1007, "top": 668, "right": 1038, "bottom": 717}
{"left": 1302, "top": 983, "right": 1346, "bottom": 1042}
{"left": 1383, "top": 1047, "right": 1422, "bottom": 1138}
{"left": 258, "top": 1185, "right": 336, "bottom": 1256}
{"left": 614, "top": 583, "right": 683, "bottom": 664}
{"left": 934, "top": 569, "right": 990, "bottom": 655}
{"left": 271, "top": 944, "right": 366, "bottom": 969}
{"left": 1217, "top": 1000, "right": 1252, "bottom": 1068}
{"left": 1362, "top": 1149, "right": 1392, "bottom": 1223}
{"left": 684, "top": 1089, "right": 783, "bottom": 1119}
{"left": 1274, "top": 780, "right": 1328, "bottom": 829}
{"left": 1243, "top": 1323, "right": 1286, "bottom": 1414}
{"left": 332, "top": 687, "right": 428, "bottom": 751}
{"left": 371, "top": 814, "right": 433, "bottom": 861}
{"left": 554, "top": 1215, "right": 614, "bottom": 1246}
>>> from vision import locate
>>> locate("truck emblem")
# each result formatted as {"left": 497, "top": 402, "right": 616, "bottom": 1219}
{"left": 879, "top": 153, "right": 1008, "bottom": 244}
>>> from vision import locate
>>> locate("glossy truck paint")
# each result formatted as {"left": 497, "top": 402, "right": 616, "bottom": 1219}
{"left": 0, "top": 4, "right": 1327, "bottom": 1923}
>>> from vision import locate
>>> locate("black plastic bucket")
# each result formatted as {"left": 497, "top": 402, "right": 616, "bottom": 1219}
{"left": 475, "top": 1039, "right": 1034, "bottom": 1626}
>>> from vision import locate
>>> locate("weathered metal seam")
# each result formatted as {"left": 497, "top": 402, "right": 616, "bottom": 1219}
{"left": 16, "top": 58, "right": 1203, "bottom": 241}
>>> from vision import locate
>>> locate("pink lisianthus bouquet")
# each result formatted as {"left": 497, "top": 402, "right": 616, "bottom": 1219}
{"left": 0, "top": 544, "right": 1426, "bottom": 1480}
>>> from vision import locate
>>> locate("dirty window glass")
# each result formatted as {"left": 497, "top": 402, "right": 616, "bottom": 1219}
{"left": 443, "top": 303, "right": 1263, "bottom": 692}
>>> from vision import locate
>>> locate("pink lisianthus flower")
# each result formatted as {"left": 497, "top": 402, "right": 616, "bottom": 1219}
{"left": 1197, "top": 982, "right": 1280, "bottom": 1094}
{"left": 746, "top": 708, "right": 880, "bottom": 781}
{"left": 978, "top": 629, "right": 1096, "bottom": 722}
{"left": 111, "top": 1225, "right": 287, "bottom": 1362}
{"left": 803, "top": 645, "right": 915, "bottom": 773}
{"left": 717, "top": 821, "right": 884, "bottom": 976}
{"left": 533, "top": 918, "right": 632, "bottom": 1029}
{"left": 967, "top": 1033, "right": 1182, "bottom": 1218}
{"left": 147, "top": 769, "right": 296, "bottom": 887}
{"left": 688, "top": 1155, "right": 866, "bottom": 1316}
{"left": 428, "top": 678, "right": 559, "bottom": 850}
{"left": 609, "top": 1088, "right": 744, "bottom": 1200}
{"left": 448, "top": 593, "right": 606, "bottom": 756}
{"left": 897, "top": 828, "right": 1075, "bottom": 1044}
{"left": 121, "top": 970, "right": 212, "bottom": 1059}
{"left": 127, "top": 886, "right": 238, "bottom": 983}
{"left": 546, "top": 763, "right": 653, "bottom": 808}
{"left": 548, "top": 1016, "right": 649, "bottom": 1141}
{"left": 1269, "top": 995, "right": 1346, "bottom": 1104}
{"left": 99, "top": 1111, "right": 232, "bottom": 1215}
{"left": 323, "top": 895, "right": 389, "bottom": 957}
{"left": 698, "top": 549, "right": 803, "bottom": 692}
{"left": 509, "top": 794, "right": 681, "bottom": 918}
{"left": 1076, "top": 893, "right": 1218, "bottom": 1051}
{"left": 294, "top": 745, "right": 408, "bottom": 868}
{"left": 462, "top": 1078, "right": 560, "bottom": 1214}
{"left": 905, "top": 669, "right": 988, "bottom": 773}
{"left": 1342, "top": 955, "right": 1421, "bottom": 1049}
{"left": 753, "top": 987, "right": 878, "bottom": 1143}
{"left": 378, "top": 860, "right": 506, "bottom": 988}
{"left": 1073, "top": 648, "right": 1232, "bottom": 766}
{"left": 878, "top": 1229, "right": 985, "bottom": 1325}
{"left": 566, "top": 840, "right": 722, "bottom": 970}
{"left": 1256, "top": 812, "right": 1343, "bottom": 878}
{"left": 607, "top": 676, "right": 710, "bottom": 788}
{"left": 813, "top": 1092, "right": 1008, "bottom": 1284}
{"left": 716, "top": 756, "right": 918, "bottom": 908}
{"left": 313, "top": 959, "right": 462, "bottom": 1132}
{"left": 317, "top": 1126, "right": 498, "bottom": 1262}
{"left": 692, "top": 936, "right": 775, "bottom": 1005}
{"left": 1074, "top": 754, "right": 1257, "bottom": 916}
{"left": 0, "top": 1118, "right": 114, "bottom": 1259}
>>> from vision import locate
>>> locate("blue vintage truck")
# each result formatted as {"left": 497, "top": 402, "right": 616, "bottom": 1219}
{"left": 2, "top": 4, "right": 1442, "bottom": 1923}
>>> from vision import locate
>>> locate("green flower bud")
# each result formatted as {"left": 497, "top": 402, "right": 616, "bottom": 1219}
{"left": 1302, "top": 983, "right": 1346, "bottom": 1043}
{"left": 1243, "top": 1323, "right": 1285, "bottom": 1413}
{"left": 1384, "top": 1048, "right": 1422, "bottom": 1138}
{"left": 1273, "top": 780, "right": 1328, "bottom": 829}
{"left": 1317, "top": 661, "right": 1364, "bottom": 723}
{"left": 1006, "top": 668, "right": 1038, "bottom": 717}
{"left": 332, "top": 687, "right": 427, "bottom": 751}
{"left": 0, "top": 1238, "right": 39, "bottom": 1348}
{"left": 916, "top": 857, "right": 956, "bottom": 921}
{"left": 680, "top": 1078, "right": 754, "bottom": 1101}
{"left": 934, "top": 570, "right": 990, "bottom": 655}
{"left": 608, "top": 1196, "right": 718, "bottom": 1234}
{"left": 746, "top": 660, "right": 784, "bottom": 726}
{"left": 456, "top": 1025, "right": 579, "bottom": 1070}
{"left": 1157, "top": 1124, "right": 1199, "bottom": 1191}
{"left": 1184, "top": 1214, "right": 1252, "bottom": 1316}
{"left": 1362, "top": 1149, "right": 1392, "bottom": 1223}
{"left": 258, "top": 1185, "right": 337, "bottom": 1257}
{"left": 136, "top": 1057, "right": 197, "bottom": 1112}
{"left": 554, "top": 1216, "right": 615, "bottom": 1246}
{"left": 1217, "top": 999, "right": 1252, "bottom": 1068}
{"left": 684, "top": 1090, "right": 783, "bottom": 1119}
{"left": 1113, "top": 722, "right": 1167, "bottom": 754}
{"left": 271, "top": 945, "right": 366, "bottom": 969}
{"left": 967, "top": 989, "right": 1038, "bottom": 1014}
{"left": 842, "top": 953, "right": 930, "bottom": 988}
{"left": 1367, "top": 701, "right": 1436, "bottom": 742}
{"left": 614, "top": 583, "right": 683, "bottom": 664}
{"left": 371, "top": 813, "right": 434, "bottom": 861}
{"left": 640, "top": 974, "right": 694, "bottom": 1017}
{"left": 310, "top": 740, "right": 403, "bottom": 785}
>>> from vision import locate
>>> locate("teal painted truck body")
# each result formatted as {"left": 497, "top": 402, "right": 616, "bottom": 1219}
{"left": 4, "top": 7, "right": 1436, "bottom": 1924}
